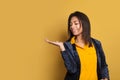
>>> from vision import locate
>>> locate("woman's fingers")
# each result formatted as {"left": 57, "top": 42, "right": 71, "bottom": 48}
{"left": 45, "top": 39, "right": 65, "bottom": 51}
{"left": 45, "top": 39, "right": 60, "bottom": 46}
{"left": 45, "top": 39, "right": 53, "bottom": 43}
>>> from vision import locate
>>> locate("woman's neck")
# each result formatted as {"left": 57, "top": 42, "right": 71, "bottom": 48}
{"left": 75, "top": 35, "right": 85, "bottom": 48}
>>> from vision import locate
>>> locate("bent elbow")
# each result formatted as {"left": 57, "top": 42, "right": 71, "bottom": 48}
{"left": 67, "top": 65, "right": 77, "bottom": 74}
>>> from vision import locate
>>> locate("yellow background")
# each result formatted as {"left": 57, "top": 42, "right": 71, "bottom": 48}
{"left": 0, "top": 0, "right": 120, "bottom": 80}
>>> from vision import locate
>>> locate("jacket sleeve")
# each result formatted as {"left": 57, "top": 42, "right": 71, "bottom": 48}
{"left": 98, "top": 42, "right": 110, "bottom": 80}
{"left": 61, "top": 42, "right": 77, "bottom": 74}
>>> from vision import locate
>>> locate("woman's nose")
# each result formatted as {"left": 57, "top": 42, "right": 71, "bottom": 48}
{"left": 71, "top": 24, "right": 75, "bottom": 29}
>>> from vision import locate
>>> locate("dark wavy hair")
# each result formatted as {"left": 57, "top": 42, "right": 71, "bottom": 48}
{"left": 68, "top": 11, "right": 92, "bottom": 47}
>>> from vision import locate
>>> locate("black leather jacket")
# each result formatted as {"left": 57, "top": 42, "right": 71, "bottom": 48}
{"left": 61, "top": 38, "right": 110, "bottom": 80}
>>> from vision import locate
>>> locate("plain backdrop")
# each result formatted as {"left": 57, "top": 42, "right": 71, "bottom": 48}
{"left": 0, "top": 0, "right": 120, "bottom": 80}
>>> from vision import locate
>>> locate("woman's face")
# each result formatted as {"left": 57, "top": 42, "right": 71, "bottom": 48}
{"left": 70, "top": 16, "right": 83, "bottom": 36}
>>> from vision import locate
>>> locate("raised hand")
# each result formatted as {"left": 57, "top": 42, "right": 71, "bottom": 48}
{"left": 45, "top": 39, "right": 65, "bottom": 51}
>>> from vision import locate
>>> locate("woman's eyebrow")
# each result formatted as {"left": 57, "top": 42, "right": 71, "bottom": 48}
{"left": 71, "top": 20, "right": 79, "bottom": 23}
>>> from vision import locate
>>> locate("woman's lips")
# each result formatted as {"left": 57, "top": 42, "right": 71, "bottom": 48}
{"left": 71, "top": 29, "right": 76, "bottom": 33}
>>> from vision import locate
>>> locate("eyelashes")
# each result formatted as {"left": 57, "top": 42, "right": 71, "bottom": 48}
{"left": 70, "top": 23, "right": 79, "bottom": 26}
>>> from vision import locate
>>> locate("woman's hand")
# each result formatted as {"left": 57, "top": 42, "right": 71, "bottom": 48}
{"left": 45, "top": 39, "right": 65, "bottom": 51}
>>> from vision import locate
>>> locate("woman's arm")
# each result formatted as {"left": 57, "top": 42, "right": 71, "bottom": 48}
{"left": 45, "top": 39, "right": 77, "bottom": 74}
{"left": 99, "top": 42, "right": 110, "bottom": 80}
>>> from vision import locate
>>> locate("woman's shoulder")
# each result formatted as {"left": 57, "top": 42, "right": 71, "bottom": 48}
{"left": 63, "top": 39, "right": 71, "bottom": 44}
{"left": 63, "top": 39, "right": 74, "bottom": 50}
{"left": 91, "top": 37, "right": 101, "bottom": 45}
{"left": 63, "top": 40, "right": 71, "bottom": 47}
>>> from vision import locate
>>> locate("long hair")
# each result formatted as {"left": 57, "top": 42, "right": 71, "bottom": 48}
{"left": 68, "top": 11, "right": 92, "bottom": 47}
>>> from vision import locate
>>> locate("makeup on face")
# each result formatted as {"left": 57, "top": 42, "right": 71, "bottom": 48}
{"left": 70, "top": 16, "right": 82, "bottom": 36}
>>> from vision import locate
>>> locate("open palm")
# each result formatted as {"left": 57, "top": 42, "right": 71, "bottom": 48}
{"left": 45, "top": 39, "right": 65, "bottom": 51}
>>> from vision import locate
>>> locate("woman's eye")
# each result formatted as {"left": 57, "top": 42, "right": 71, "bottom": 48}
{"left": 75, "top": 23, "right": 79, "bottom": 25}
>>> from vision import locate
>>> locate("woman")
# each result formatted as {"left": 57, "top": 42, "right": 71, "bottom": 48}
{"left": 46, "top": 11, "right": 110, "bottom": 80}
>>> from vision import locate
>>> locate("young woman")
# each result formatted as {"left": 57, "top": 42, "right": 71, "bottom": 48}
{"left": 46, "top": 11, "right": 110, "bottom": 80}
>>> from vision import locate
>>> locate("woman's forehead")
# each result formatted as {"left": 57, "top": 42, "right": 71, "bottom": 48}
{"left": 71, "top": 16, "right": 79, "bottom": 22}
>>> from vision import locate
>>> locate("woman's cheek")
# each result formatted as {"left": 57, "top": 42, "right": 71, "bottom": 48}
{"left": 76, "top": 25, "right": 80, "bottom": 29}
